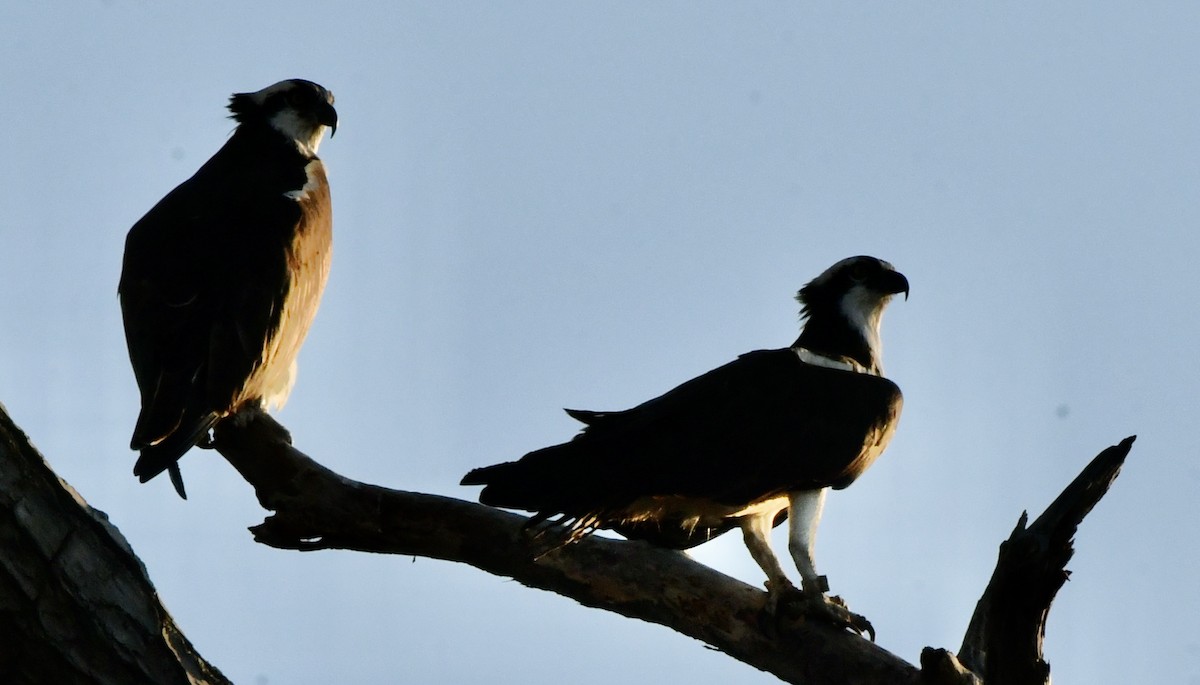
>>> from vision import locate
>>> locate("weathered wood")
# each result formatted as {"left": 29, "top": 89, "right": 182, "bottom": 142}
{"left": 212, "top": 408, "right": 919, "bottom": 685}
{"left": 0, "top": 397, "right": 1135, "bottom": 685}
{"left": 919, "top": 648, "right": 982, "bottom": 685}
{"left": 957, "top": 436, "right": 1136, "bottom": 684}
{"left": 0, "top": 403, "right": 229, "bottom": 685}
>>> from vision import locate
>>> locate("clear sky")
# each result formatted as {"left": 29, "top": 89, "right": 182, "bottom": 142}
{"left": 2, "top": 3, "right": 1196, "bottom": 683}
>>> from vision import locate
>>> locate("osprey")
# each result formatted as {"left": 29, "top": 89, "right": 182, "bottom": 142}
{"left": 462, "top": 256, "right": 907, "bottom": 612}
{"left": 119, "top": 79, "right": 337, "bottom": 498}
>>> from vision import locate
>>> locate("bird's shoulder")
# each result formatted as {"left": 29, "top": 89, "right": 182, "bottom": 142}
{"left": 120, "top": 134, "right": 316, "bottom": 283}
{"left": 129, "top": 129, "right": 313, "bottom": 224}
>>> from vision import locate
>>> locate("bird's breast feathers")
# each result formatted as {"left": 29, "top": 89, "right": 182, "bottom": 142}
{"left": 619, "top": 492, "right": 790, "bottom": 535}
{"left": 248, "top": 159, "right": 332, "bottom": 410}
{"left": 284, "top": 159, "right": 328, "bottom": 203}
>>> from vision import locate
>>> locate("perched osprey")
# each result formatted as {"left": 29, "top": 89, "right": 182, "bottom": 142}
{"left": 462, "top": 256, "right": 907, "bottom": 609}
{"left": 119, "top": 79, "right": 337, "bottom": 498}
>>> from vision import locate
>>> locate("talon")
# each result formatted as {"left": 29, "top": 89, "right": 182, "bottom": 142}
{"left": 858, "top": 616, "right": 876, "bottom": 642}
{"left": 762, "top": 579, "right": 795, "bottom": 614}
{"left": 762, "top": 584, "right": 877, "bottom": 642}
{"left": 759, "top": 579, "right": 801, "bottom": 636}
{"left": 832, "top": 599, "right": 874, "bottom": 641}
{"left": 817, "top": 595, "right": 875, "bottom": 642}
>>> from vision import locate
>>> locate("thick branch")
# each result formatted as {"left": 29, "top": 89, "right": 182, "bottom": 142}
{"left": 0, "top": 397, "right": 1135, "bottom": 685}
{"left": 0, "top": 403, "right": 229, "bottom": 685}
{"left": 211, "top": 410, "right": 918, "bottom": 685}
{"left": 958, "top": 436, "right": 1136, "bottom": 684}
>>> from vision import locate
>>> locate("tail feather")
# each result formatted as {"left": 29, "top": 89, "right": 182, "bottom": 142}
{"left": 459, "top": 463, "right": 504, "bottom": 486}
{"left": 464, "top": 462, "right": 607, "bottom": 553}
{"left": 461, "top": 451, "right": 594, "bottom": 516}
{"left": 461, "top": 462, "right": 543, "bottom": 510}
{"left": 167, "top": 463, "right": 188, "bottom": 500}
{"left": 133, "top": 412, "right": 219, "bottom": 498}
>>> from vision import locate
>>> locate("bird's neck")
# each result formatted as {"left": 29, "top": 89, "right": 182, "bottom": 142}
{"left": 230, "top": 123, "right": 317, "bottom": 163}
{"left": 792, "top": 310, "right": 882, "bottom": 375}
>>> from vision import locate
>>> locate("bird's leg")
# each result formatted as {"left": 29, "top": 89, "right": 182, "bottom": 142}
{"left": 783, "top": 489, "right": 875, "bottom": 641}
{"left": 739, "top": 512, "right": 799, "bottom": 619}
{"left": 787, "top": 488, "right": 828, "bottom": 594}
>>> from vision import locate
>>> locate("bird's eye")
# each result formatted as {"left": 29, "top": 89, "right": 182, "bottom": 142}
{"left": 849, "top": 263, "right": 871, "bottom": 282}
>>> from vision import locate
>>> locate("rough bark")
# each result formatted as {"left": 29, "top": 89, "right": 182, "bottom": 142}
{"left": 0, "top": 403, "right": 229, "bottom": 685}
{"left": 0, "top": 401, "right": 1134, "bottom": 684}
{"left": 211, "top": 409, "right": 919, "bottom": 685}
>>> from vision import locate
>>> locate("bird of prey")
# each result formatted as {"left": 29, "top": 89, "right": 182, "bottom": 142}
{"left": 119, "top": 79, "right": 337, "bottom": 498}
{"left": 462, "top": 255, "right": 907, "bottom": 618}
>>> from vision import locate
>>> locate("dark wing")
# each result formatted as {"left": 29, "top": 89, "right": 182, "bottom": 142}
{"left": 463, "top": 348, "right": 902, "bottom": 540}
{"left": 119, "top": 140, "right": 298, "bottom": 481}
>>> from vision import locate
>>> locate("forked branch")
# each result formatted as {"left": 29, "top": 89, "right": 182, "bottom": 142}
{"left": 0, "top": 401, "right": 1134, "bottom": 685}
{"left": 957, "top": 436, "right": 1135, "bottom": 684}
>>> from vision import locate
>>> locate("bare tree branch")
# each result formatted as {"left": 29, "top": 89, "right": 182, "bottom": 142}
{"left": 0, "top": 400, "right": 1135, "bottom": 685}
{"left": 212, "top": 409, "right": 919, "bottom": 685}
{"left": 958, "top": 436, "right": 1136, "bottom": 684}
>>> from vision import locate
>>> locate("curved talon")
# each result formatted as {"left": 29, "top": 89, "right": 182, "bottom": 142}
{"left": 760, "top": 584, "right": 877, "bottom": 642}
{"left": 819, "top": 594, "right": 875, "bottom": 642}
{"left": 847, "top": 610, "right": 875, "bottom": 642}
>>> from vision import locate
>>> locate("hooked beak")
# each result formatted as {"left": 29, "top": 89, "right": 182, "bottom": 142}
{"left": 318, "top": 100, "right": 338, "bottom": 138}
{"left": 879, "top": 270, "right": 909, "bottom": 301}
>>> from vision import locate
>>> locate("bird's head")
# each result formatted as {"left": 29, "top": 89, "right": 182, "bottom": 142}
{"left": 228, "top": 79, "right": 338, "bottom": 155}
{"left": 795, "top": 256, "right": 909, "bottom": 373}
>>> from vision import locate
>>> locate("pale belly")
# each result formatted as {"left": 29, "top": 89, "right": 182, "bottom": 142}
{"left": 238, "top": 159, "right": 332, "bottom": 412}
{"left": 619, "top": 492, "right": 791, "bottom": 533}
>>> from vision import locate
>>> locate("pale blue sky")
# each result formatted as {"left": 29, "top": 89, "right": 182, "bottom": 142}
{"left": 2, "top": 3, "right": 1197, "bottom": 683}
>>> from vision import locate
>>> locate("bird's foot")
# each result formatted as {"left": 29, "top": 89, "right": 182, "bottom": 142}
{"left": 762, "top": 578, "right": 803, "bottom": 619}
{"left": 758, "top": 578, "right": 802, "bottom": 638}
{"left": 814, "top": 592, "right": 875, "bottom": 642}
{"left": 761, "top": 576, "right": 875, "bottom": 642}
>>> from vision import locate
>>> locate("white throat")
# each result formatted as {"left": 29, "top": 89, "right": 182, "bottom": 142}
{"left": 269, "top": 110, "right": 328, "bottom": 156}
{"left": 838, "top": 285, "right": 889, "bottom": 374}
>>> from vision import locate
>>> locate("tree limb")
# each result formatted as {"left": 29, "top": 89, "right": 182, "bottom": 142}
{"left": 0, "top": 399, "right": 1135, "bottom": 685}
{"left": 211, "top": 409, "right": 919, "bottom": 685}
{"left": 0, "top": 403, "right": 229, "bottom": 685}
{"left": 957, "top": 436, "right": 1135, "bottom": 684}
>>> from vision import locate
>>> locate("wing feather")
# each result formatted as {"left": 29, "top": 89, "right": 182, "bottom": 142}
{"left": 465, "top": 348, "right": 902, "bottom": 539}
{"left": 119, "top": 134, "right": 301, "bottom": 472}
